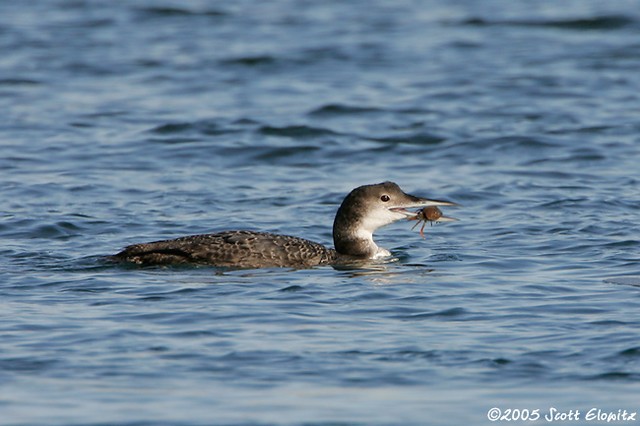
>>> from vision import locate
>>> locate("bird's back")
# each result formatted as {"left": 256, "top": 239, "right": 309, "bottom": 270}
{"left": 113, "top": 230, "right": 337, "bottom": 269}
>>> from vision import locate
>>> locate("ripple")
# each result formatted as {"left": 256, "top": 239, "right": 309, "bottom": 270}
{"left": 368, "top": 132, "right": 445, "bottom": 146}
{"left": 135, "top": 6, "right": 227, "bottom": 19}
{"left": 279, "top": 285, "right": 305, "bottom": 292}
{"left": 0, "top": 357, "right": 58, "bottom": 373}
{"left": 33, "top": 221, "right": 84, "bottom": 239}
{"left": 308, "top": 103, "right": 384, "bottom": 117}
{"left": 587, "top": 372, "right": 640, "bottom": 381}
{"left": 605, "top": 276, "right": 640, "bottom": 288}
{"left": 220, "top": 55, "right": 279, "bottom": 67}
{"left": 2, "top": 219, "right": 85, "bottom": 241}
{"left": 150, "top": 122, "right": 194, "bottom": 134}
{"left": 394, "top": 307, "right": 473, "bottom": 321}
{"left": 258, "top": 125, "right": 339, "bottom": 139}
{"left": 149, "top": 119, "right": 245, "bottom": 137}
{"left": 460, "top": 15, "right": 636, "bottom": 31}
{"left": 0, "top": 78, "right": 41, "bottom": 86}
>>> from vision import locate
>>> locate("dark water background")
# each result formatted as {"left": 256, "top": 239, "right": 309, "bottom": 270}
{"left": 2, "top": 1, "right": 640, "bottom": 425}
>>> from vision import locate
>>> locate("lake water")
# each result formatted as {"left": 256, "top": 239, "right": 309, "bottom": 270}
{"left": 2, "top": 1, "right": 640, "bottom": 425}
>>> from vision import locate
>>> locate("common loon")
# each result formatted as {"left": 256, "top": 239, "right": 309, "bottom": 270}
{"left": 112, "top": 181, "right": 457, "bottom": 269}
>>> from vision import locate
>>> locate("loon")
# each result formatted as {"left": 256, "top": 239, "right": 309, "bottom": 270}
{"left": 112, "top": 181, "right": 457, "bottom": 269}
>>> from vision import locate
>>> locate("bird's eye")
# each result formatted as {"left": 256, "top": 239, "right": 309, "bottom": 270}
{"left": 380, "top": 195, "right": 390, "bottom": 202}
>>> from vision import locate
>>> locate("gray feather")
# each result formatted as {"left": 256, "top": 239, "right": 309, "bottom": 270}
{"left": 113, "top": 230, "right": 337, "bottom": 268}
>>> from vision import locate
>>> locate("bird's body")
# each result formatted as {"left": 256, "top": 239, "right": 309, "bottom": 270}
{"left": 112, "top": 182, "right": 457, "bottom": 269}
{"left": 115, "top": 230, "right": 338, "bottom": 269}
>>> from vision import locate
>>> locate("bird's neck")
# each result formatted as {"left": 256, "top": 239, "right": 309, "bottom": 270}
{"left": 333, "top": 207, "right": 385, "bottom": 258}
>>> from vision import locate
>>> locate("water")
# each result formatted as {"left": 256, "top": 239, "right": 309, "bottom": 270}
{"left": 2, "top": 0, "right": 640, "bottom": 424}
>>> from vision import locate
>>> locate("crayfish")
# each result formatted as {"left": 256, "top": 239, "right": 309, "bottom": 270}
{"left": 409, "top": 206, "right": 444, "bottom": 238}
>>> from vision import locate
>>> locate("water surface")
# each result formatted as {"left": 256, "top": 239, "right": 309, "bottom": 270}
{"left": 2, "top": 0, "right": 640, "bottom": 425}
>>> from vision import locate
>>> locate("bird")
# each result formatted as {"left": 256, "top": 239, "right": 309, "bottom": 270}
{"left": 111, "top": 181, "right": 457, "bottom": 269}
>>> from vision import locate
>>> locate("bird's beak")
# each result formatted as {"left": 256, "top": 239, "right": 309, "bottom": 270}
{"left": 389, "top": 194, "right": 459, "bottom": 219}
{"left": 430, "top": 215, "right": 458, "bottom": 222}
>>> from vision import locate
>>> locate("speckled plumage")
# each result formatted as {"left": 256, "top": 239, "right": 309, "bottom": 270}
{"left": 114, "top": 230, "right": 338, "bottom": 268}
{"left": 112, "top": 182, "right": 457, "bottom": 269}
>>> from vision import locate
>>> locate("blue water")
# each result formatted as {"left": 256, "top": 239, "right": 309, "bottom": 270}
{"left": 2, "top": 1, "right": 640, "bottom": 425}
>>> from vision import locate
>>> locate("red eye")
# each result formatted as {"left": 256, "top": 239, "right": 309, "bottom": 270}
{"left": 380, "top": 195, "right": 390, "bottom": 202}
